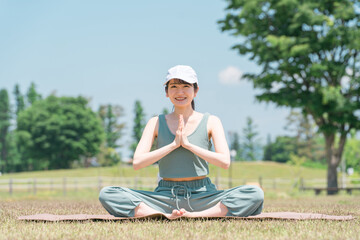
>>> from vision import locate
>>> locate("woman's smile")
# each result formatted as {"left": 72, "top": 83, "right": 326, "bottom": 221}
{"left": 175, "top": 97, "right": 187, "bottom": 101}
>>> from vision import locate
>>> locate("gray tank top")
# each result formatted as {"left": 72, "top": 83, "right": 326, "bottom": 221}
{"left": 157, "top": 113, "right": 212, "bottom": 178}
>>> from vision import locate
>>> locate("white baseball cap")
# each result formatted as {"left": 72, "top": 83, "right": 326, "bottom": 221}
{"left": 164, "top": 65, "right": 198, "bottom": 86}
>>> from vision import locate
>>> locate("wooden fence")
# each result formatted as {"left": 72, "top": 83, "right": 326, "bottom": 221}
{"left": 0, "top": 176, "right": 359, "bottom": 196}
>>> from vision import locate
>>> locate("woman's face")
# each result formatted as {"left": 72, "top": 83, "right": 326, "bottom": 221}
{"left": 166, "top": 79, "right": 198, "bottom": 107}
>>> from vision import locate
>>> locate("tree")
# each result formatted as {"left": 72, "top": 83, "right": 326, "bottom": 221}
{"left": 3, "top": 131, "right": 21, "bottom": 172}
{"left": 285, "top": 110, "right": 327, "bottom": 163}
{"left": 285, "top": 110, "right": 316, "bottom": 160}
{"left": 97, "top": 104, "right": 125, "bottom": 166}
{"left": 17, "top": 95, "right": 105, "bottom": 170}
{"left": 219, "top": 0, "right": 360, "bottom": 194}
{"left": 343, "top": 131, "right": 360, "bottom": 172}
{"left": 265, "top": 136, "right": 298, "bottom": 163}
{"left": 0, "top": 89, "right": 11, "bottom": 173}
{"left": 263, "top": 134, "right": 273, "bottom": 161}
{"left": 98, "top": 104, "right": 125, "bottom": 149}
{"left": 26, "top": 82, "right": 41, "bottom": 106}
{"left": 229, "top": 131, "right": 243, "bottom": 161}
{"left": 13, "top": 84, "right": 28, "bottom": 172}
{"left": 242, "top": 117, "right": 261, "bottom": 161}
{"left": 130, "top": 100, "right": 146, "bottom": 157}
{"left": 13, "top": 84, "right": 25, "bottom": 117}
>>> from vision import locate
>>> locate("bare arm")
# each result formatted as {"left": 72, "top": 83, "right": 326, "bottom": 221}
{"left": 133, "top": 116, "right": 180, "bottom": 170}
{"left": 181, "top": 115, "right": 230, "bottom": 169}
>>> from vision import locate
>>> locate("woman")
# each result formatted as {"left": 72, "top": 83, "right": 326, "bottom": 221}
{"left": 99, "top": 65, "right": 264, "bottom": 219}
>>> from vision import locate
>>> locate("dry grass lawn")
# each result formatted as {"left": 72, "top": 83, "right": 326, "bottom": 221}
{"left": 1, "top": 195, "right": 359, "bottom": 240}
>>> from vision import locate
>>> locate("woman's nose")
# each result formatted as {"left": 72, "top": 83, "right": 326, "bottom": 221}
{"left": 176, "top": 88, "right": 184, "bottom": 94}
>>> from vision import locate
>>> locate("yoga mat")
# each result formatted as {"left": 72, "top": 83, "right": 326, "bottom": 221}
{"left": 18, "top": 212, "right": 354, "bottom": 221}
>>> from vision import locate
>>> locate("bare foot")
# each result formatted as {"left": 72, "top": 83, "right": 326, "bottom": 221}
{"left": 165, "top": 209, "right": 186, "bottom": 219}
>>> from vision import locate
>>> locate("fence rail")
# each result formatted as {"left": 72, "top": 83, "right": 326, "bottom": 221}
{"left": 1, "top": 176, "right": 359, "bottom": 196}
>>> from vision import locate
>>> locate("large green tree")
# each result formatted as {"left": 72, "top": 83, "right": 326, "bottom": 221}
{"left": 17, "top": 95, "right": 105, "bottom": 169}
{"left": 220, "top": 0, "right": 360, "bottom": 193}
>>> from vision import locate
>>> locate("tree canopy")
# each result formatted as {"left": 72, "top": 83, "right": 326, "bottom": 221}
{"left": 219, "top": 0, "right": 360, "bottom": 193}
{"left": 17, "top": 95, "right": 105, "bottom": 169}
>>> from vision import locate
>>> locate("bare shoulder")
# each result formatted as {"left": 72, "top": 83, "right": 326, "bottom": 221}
{"left": 146, "top": 116, "right": 160, "bottom": 136}
{"left": 207, "top": 114, "right": 224, "bottom": 139}
{"left": 148, "top": 115, "right": 159, "bottom": 124}
{"left": 208, "top": 114, "right": 223, "bottom": 126}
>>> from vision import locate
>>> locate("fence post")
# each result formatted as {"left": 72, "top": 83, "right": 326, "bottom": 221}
{"left": 300, "top": 178, "right": 304, "bottom": 191}
{"left": 9, "top": 178, "right": 13, "bottom": 195}
{"left": 63, "top": 177, "right": 67, "bottom": 196}
{"left": 75, "top": 179, "right": 78, "bottom": 193}
{"left": 33, "top": 178, "right": 37, "bottom": 195}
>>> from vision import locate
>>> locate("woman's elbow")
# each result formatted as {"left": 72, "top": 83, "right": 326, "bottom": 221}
{"left": 221, "top": 156, "right": 231, "bottom": 169}
{"left": 132, "top": 158, "right": 141, "bottom": 170}
{"left": 222, "top": 161, "right": 230, "bottom": 169}
{"left": 133, "top": 163, "right": 140, "bottom": 170}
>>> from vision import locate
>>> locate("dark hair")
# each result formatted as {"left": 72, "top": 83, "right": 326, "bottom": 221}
{"left": 165, "top": 79, "right": 198, "bottom": 110}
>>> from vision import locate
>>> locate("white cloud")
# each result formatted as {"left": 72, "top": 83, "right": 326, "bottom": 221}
{"left": 218, "top": 66, "right": 244, "bottom": 85}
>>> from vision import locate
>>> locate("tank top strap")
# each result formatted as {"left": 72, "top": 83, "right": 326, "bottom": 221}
{"left": 197, "top": 112, "right": 210, "bottom": 138}
{"left": 202, "top": 112, "right": 210, "bottom": 124}
{"left": 158, "top": 114, "right": 170, "bottom": 136}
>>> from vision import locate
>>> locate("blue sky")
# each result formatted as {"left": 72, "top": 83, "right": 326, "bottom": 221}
{"left": 0, "top": 0, "right": 291, "bottom": 158}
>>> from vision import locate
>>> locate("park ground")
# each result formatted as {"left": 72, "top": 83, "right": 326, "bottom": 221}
{"left": 1, "top": 162, "right": 360, "bottom": 240}
{"left": 1, "top": 195, "right": 359, "bottom": 240}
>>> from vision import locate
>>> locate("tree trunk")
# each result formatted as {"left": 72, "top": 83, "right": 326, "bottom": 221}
{"left": 327, "top": 159, "right": 338, "bottom": 195}
{"left": 324, "top": 132, "right": 347, "bottom": 195}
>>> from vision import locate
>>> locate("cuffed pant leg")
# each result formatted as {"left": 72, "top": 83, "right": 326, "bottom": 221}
{"left": 99, "top": 186, "right": 142, "bottom": 217}
{"left": 222, "top": 185, "right": 264, "bottom": 217}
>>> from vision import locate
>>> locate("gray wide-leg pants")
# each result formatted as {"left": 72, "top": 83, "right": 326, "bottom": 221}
{"left": 99, "top": 177, "right": 264, "bottom": 217}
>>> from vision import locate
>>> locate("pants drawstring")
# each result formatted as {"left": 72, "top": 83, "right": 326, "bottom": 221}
{"left": 171, "top": 185, "right": 193, "bottom": 211}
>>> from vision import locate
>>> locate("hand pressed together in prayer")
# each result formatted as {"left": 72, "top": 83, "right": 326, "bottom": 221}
{"left": 174, "top": 114, "right": 190, "bottom": 149}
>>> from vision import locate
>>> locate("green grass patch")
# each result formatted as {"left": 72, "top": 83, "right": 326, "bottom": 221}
{"left": 1, "top": 161, "right": 326, "bottom": 180}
